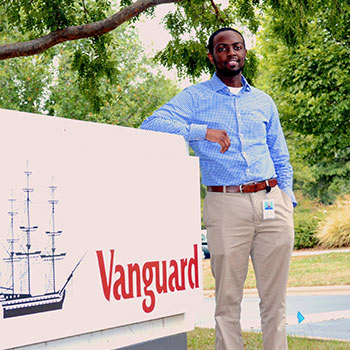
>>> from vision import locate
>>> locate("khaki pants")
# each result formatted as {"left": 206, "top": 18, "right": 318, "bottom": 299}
{"left": 203, "top": 186, "right": 294, "bottom": 350}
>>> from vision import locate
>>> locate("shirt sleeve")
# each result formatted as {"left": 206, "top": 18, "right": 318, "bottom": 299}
{"left": 140, "top": 89, "right": 208, "bottom": 142}
{"left": 266, "top": 99, "right": 297, "bottom": 207}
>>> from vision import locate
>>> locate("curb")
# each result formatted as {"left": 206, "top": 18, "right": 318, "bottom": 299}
{"left": 292, "top": 248, "right": 350, "bottom": 256}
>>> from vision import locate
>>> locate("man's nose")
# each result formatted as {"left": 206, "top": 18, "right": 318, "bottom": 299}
{"left": 227, "top": 46, "right": 236, "bottom": 56}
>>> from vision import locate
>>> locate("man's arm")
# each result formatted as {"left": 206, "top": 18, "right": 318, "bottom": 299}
{"left": 141, "top": 89, "right": 231, "bottom": 152}
{"left": 141, "top": 89, "right": 205, "bottom": 141}
{"left": 266, "top": 100, "right": 297, "bottom": 206}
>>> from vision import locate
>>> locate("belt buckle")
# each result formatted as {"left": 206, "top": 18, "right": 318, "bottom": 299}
{"left": 240, "top": 181, "right": 254, "bottom": 193}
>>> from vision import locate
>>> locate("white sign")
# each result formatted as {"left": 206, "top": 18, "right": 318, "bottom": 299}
{"left": 0, "top": 109, "right": 202, "bottom": 349}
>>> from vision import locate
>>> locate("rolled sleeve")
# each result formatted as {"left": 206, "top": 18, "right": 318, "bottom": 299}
{"left": 189, "top": 124, "right": 207, "bottom": 141}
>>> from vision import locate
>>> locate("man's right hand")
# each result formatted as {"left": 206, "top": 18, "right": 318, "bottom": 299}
{"left": 205, "top": 128, "right": 231, "bottom": 153}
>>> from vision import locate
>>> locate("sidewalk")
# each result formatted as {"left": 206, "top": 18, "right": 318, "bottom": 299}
{"left": 204, "top": 285, "right": 350, "bottom": 298}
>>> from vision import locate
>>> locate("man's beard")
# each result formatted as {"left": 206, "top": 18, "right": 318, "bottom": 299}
{"left": 213, "top": 56, "right": 244, "bottom": 77}
{"left": 216, "top": 66, "right": 243, "bottom": 77}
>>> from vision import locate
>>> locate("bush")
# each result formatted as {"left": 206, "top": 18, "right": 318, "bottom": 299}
{"left": 293, "top": 211, "right": 321, "bottom": 249}
{"left": 292, "top": 191, "right": 325, "bottom": 250}
{"left": 317, "top": 197, "right": 350, "bottom": 248}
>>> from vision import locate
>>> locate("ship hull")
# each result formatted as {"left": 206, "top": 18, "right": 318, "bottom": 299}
{"left": 2, "top": 290, "right": 65, "bottom": 318}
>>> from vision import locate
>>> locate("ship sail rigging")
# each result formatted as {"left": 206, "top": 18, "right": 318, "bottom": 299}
{"left": 1, "top": 168, "right": 82, "bottom": 319}
{"left": 40, "top": 183, "right": 66, "bottom": 293}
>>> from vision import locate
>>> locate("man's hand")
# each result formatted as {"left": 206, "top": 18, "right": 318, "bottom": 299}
{"left": 205, "top": 128, "right": 231, "bottom": 153}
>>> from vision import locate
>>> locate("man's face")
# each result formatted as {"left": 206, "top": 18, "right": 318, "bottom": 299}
{"left": 208, "top": 31, "right": 247, "bottom": 77}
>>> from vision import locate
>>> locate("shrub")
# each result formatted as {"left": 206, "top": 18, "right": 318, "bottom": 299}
{"left": 317, "top": 198, "right": 350, "bottom": 248}
{"left": 292, "top": 191, "right": 325, "bottom": 250}
{"left": 293, "top": 211, "right": 321, "bottom": 249}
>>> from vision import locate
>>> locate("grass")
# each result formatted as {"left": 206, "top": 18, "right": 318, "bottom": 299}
{"left": 202, "top": 252, "right": 350, "bottom": 290}
{"left": 288, "top": 253, "right": 350, "bottom": 287}
{"left": 188, "top": 328, "right": 350, "bottom": 350}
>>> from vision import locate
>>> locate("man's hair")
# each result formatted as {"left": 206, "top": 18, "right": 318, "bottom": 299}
{"left": 207, "top": 28, "right": 246, "bottom": 54}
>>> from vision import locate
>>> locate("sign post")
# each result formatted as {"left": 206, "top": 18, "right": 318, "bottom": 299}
{"left": 0, "top": 109, "right": 202, "bottom": 350}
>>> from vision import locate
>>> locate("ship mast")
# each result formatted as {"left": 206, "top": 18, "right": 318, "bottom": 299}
{"left": 2, "top": 193, "right": 19, "bottom": 295}
{"left": 41, "top": 183, "right": 65, "bottom": 293}
{"left": 7, "top": 194, "right": 18, "bottom": 295}
{"left": 17, "top": 170, "right": 40, "bottom": 295}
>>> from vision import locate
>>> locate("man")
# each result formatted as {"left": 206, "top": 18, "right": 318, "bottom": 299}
{"left": 141, "top": 27, "right": 295, "bottom": 350}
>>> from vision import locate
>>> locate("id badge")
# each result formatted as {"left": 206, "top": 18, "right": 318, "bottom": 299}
{"left": 263, "top": 199, "right": 275, "bottom": 219}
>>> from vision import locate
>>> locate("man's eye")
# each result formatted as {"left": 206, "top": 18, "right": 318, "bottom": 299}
{"left": 234, "top": 45, "right": 243, "bottom": 51}
{"left": 218, "top": 47, "right": 227, "bottom": 52}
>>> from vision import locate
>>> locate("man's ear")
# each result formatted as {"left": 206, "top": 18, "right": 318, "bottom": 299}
{"left": 207, "top": 52, "right": 214, "bottom": 65}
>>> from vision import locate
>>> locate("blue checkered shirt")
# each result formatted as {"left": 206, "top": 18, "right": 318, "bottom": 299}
{"left": 141, "top": 73, "right": 296, "bottom": 205}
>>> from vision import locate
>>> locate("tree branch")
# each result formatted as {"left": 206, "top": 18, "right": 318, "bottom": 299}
{"left": 81, "top": 0, "right": 90, "bottom": 22}
{"left": 0, "top": 0, "right": 181, "bottom": 60}
{"left": 209, "top": 0, "right": 225, "bottom": 24}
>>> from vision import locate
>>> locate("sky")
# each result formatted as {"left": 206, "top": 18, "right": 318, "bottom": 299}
{"left": 134, "top": 3, "right": 194, "bottom": 88}
{"left": 134, "top": 1, "right": 256, "bottom": 88}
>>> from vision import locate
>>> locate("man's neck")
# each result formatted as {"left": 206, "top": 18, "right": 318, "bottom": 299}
{"left": 216, "top": 72, "right": 242, "bottom": 87}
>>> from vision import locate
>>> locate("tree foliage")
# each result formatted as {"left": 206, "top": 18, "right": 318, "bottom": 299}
{"left": 0, "top": 0, "right": 326, "bottom": 111}
{"left": 0, "top": 24, "right": 179, "bottom": 128}
{"left": 3, "top": 0, "right": 349, "bottom": 202}
{"left": 256, "top": 0, "right": 350, "bottom": 202}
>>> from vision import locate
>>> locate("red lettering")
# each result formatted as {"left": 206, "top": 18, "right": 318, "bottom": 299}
{"left": 96, "top": 244, "right": 200, "bottom": 314}
{"left": 155, "top": 260, "right": 168, "bottom": 294}
{"left": 168, "top": 260, "right": 178, "bottom": 292}
{"left": 96, "top": 250, "right": 115, "bottom": 301}
{"left": 142, "top": 262, "right": 156, "bottom": 313}
{"left": 178, "top": 258, "right": 187, "bottom": 291}
{"left": 188, "top": 244, "right": 199, "bottom": 289}
{"left": 127, "top": 263, "right": 141, "bottom": 298}
{"left": 113, "top": 265, "right": 125, "bottom": 300}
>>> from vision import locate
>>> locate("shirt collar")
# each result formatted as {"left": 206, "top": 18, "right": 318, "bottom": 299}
{"left": 209, "top": 73, "right": 251, "bottom": 94}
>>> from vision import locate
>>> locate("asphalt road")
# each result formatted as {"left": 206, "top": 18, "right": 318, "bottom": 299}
{"left": 195, "top": 291, "right": 350, "bottom": 341}
{"left": 196, "top": 249, "right": 350, "bottom": 341}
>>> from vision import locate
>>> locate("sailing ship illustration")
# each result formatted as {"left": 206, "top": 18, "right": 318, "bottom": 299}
{"left": 0, "top": 169, "right": 83, "bottom": 319}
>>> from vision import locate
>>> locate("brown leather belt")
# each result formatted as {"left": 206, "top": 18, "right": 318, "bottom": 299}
{"left": 207, "top": 178, "right": 278, "bottom": 193}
